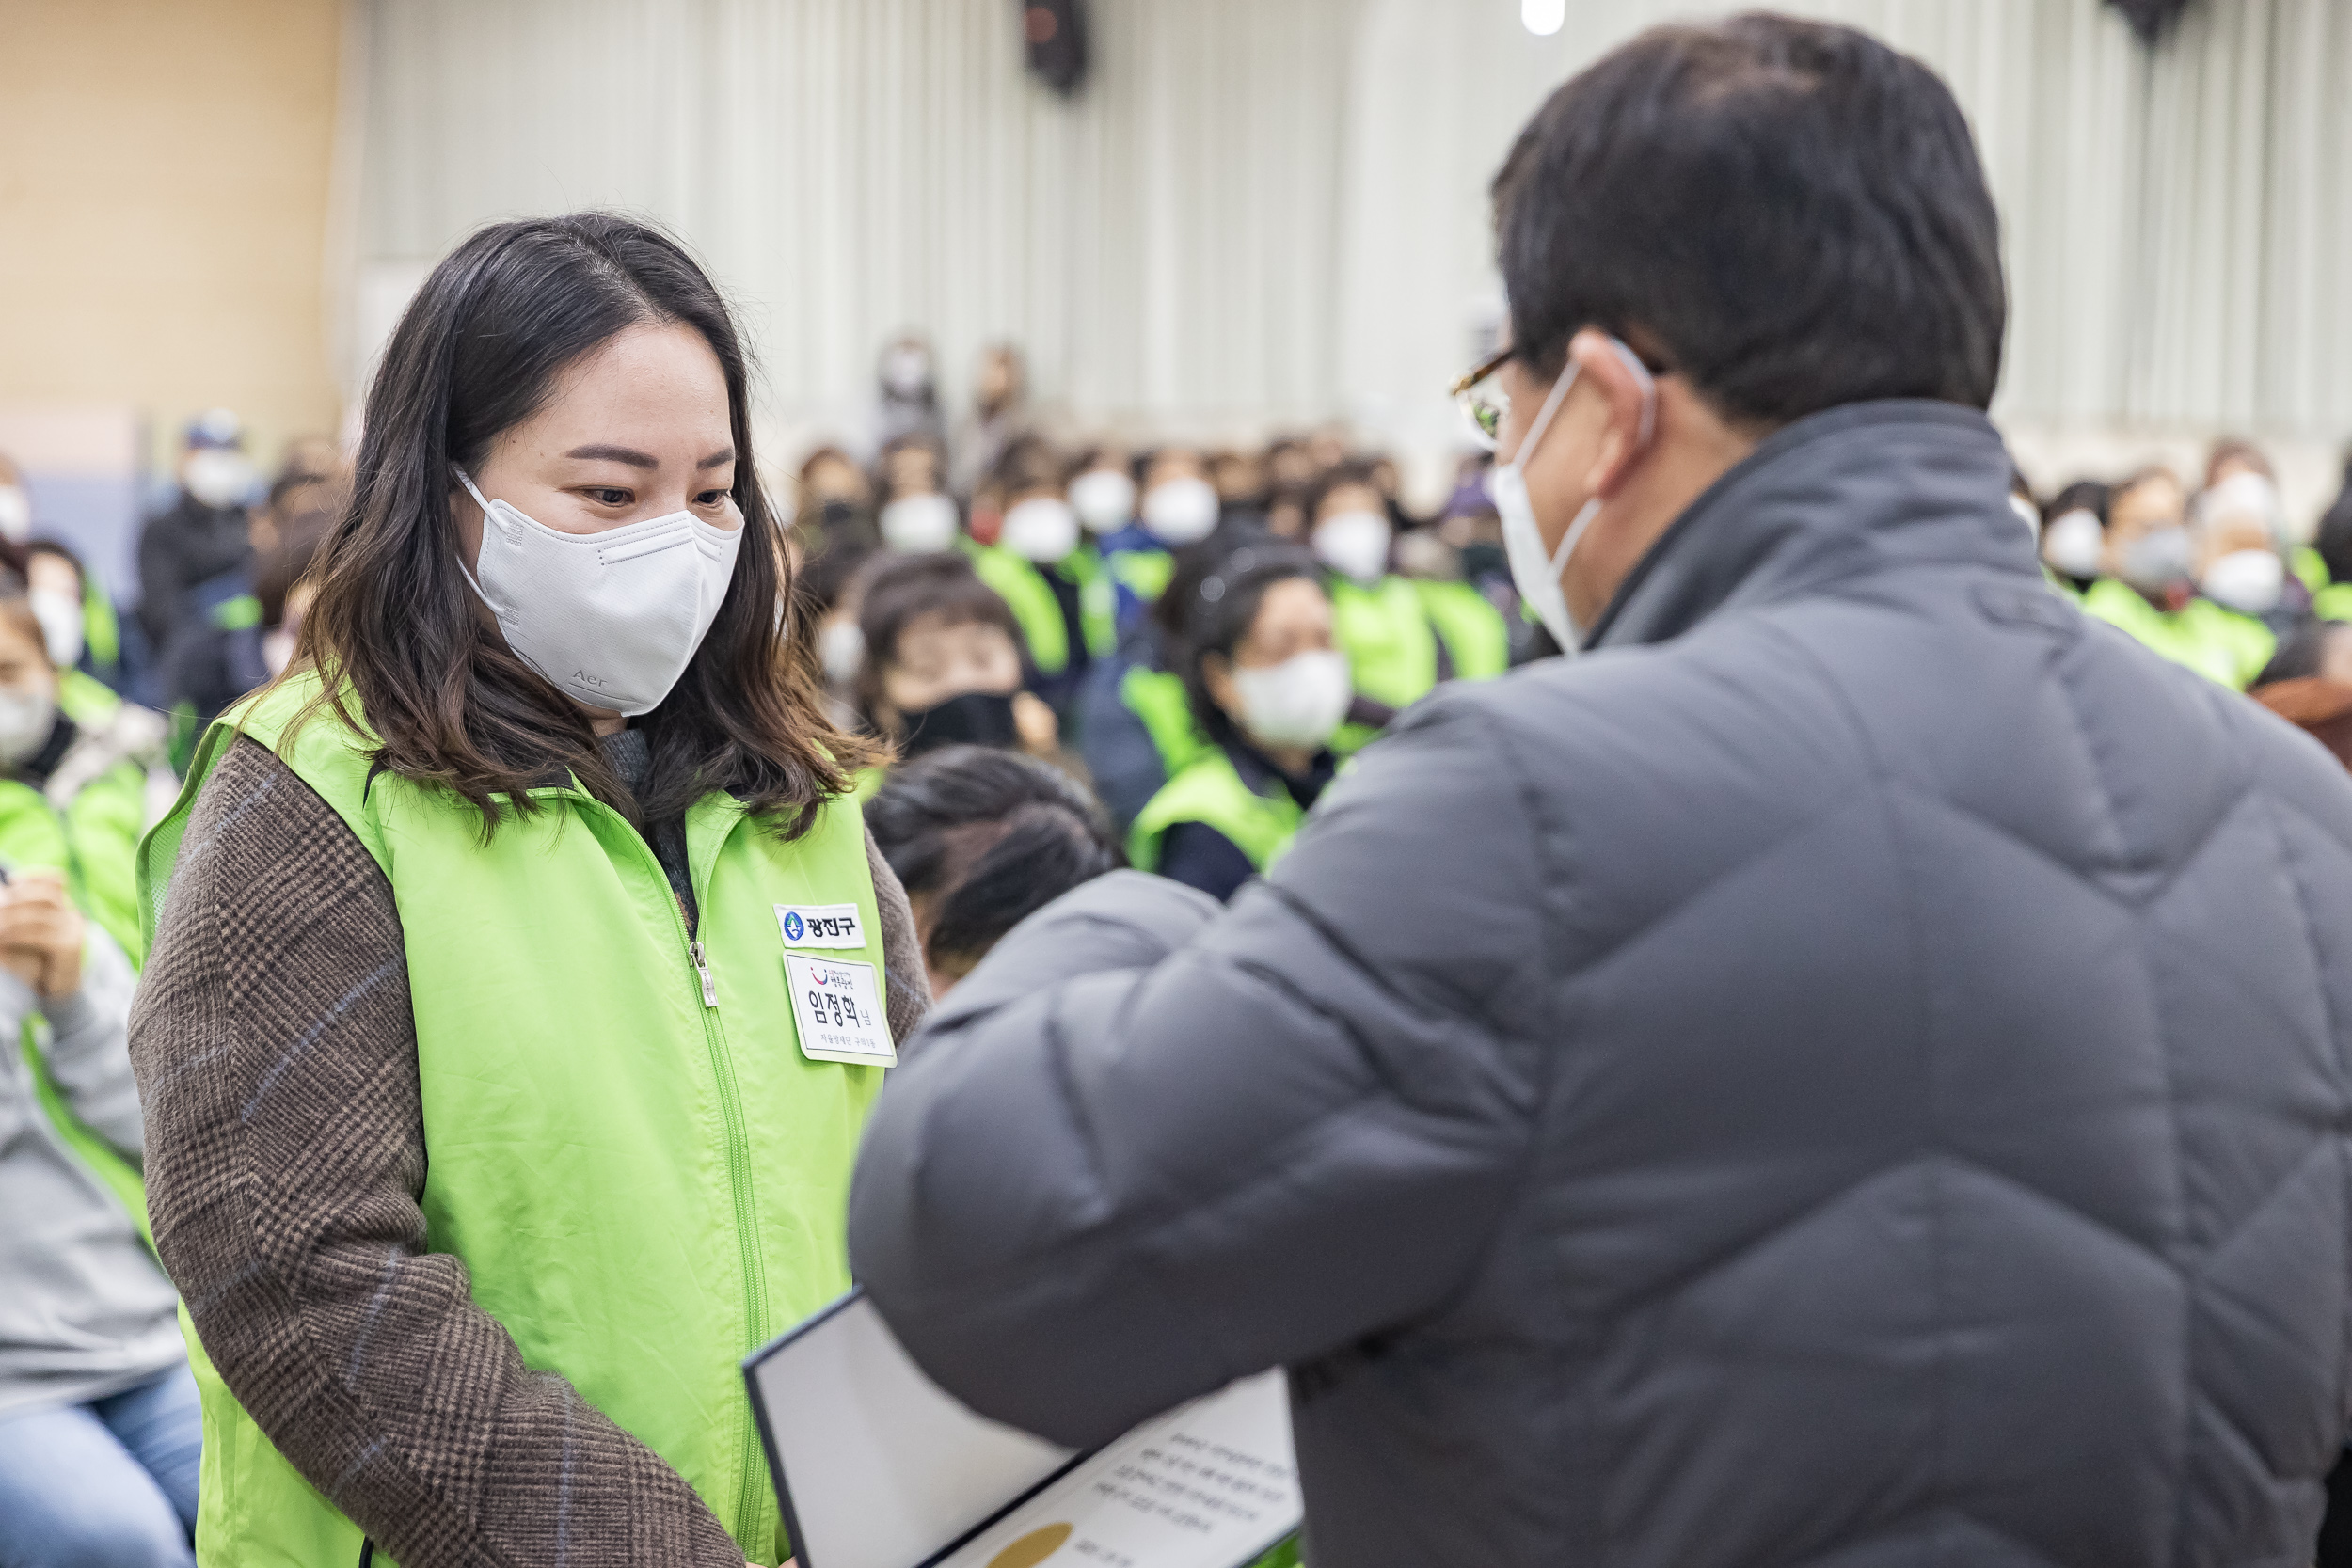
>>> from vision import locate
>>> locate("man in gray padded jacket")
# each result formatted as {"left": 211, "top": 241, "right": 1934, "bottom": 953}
{"left": 850, "top": 16, "right": 2352, "bottom": 1568}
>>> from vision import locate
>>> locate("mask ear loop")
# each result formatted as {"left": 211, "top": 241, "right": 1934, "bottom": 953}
{"left": 450, "top": 467, "right": 499, "bottom": 607}
{"left": 1535, "top": 336, "right": 1663, "bottom": 645}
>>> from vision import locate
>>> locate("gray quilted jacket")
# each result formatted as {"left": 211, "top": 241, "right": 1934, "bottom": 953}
{"left": 849, "top": 401, "right": 2352, "bottom": 1568}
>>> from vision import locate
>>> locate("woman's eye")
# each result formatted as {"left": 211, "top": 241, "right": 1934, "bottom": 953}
{"left": 587, "top": 486, "right": 631, "bottom": 506}
{"left": 695, "top": 489, "right": 728, "bottom": 507}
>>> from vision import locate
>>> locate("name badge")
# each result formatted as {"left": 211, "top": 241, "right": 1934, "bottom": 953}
{"left": 786, "top": 955, "right": 896, "bottom": 1067}
{"left": 776, "top": 902, "right": 866, "bottom": 950}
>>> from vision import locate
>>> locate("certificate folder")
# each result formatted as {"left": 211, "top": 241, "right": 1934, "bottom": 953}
{"left": 744, "top": 1290, "right": 1301, "bottom": 1568}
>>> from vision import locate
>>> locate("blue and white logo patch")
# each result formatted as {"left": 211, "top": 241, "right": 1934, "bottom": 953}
{"left": 775, "top": 902, "right": 865, "bottom": 951}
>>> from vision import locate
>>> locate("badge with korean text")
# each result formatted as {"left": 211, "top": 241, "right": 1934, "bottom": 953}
{"left": 786, "top": 954, "right": 896, "bottom": 1067}
{"left": 775, "top": 902, "right": 866, "bottom": 950}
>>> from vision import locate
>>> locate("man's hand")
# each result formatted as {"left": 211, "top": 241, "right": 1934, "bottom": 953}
{"left": 0, "top": 871, "right": 86, "bottom": 1000}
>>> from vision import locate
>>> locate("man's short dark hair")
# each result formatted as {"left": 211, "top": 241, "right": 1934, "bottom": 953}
{"left": 1492, "top": 14, "right": 2005, "bottom": 428}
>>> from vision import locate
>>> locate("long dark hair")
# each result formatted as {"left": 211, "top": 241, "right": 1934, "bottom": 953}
{"left": 294, "top": 213, "right": 878, "bottom": 837}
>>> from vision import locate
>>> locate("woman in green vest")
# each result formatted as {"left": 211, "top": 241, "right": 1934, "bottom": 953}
{"left": 1130, "top": 544, "right": 1345, "bottom": 900}
{"left": 961, "top": 436, "right": 1116, "bottom": 714}
{"left": 0, "top": 567, "right": 170, "bottom": 965}
{"left": 2082, "top": 467, "right": 2274, "bottom": 689}
{"left": 126, "top": 214, "right": 928, "bottom": 1568}
{"left": 1305, "top": 462, "right": 1508, "bottom": 751}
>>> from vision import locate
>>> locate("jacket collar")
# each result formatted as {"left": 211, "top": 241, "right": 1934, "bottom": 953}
{"left": 1586, "top": 400, "right": 2031, "bottom": 653}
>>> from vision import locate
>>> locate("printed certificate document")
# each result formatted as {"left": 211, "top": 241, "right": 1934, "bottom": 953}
{"left": 744, "top": 1291, "right": 1300, "bottom": 1568}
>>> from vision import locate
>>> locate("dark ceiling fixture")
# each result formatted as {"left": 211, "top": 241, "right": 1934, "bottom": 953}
{"left": 2105, "top": 0, "right": 2193, "bottom": 46}
{"left": 1022, "top": 0, "right": 1089, "bottom": 97}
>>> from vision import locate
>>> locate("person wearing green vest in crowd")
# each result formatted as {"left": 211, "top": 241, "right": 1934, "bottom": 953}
{"left": 0, "top": 860, "right": 197, "bottom": 1564}
{"left": 1304, "top": 461, "right": 1509, "bottom": 751}
{"left": 24, "top": 540, "right": 129, "bottom": 712}
{"left": 1085, "top": 445, "right": 1225, "bottom": 634}
{"left": 961, "top": 436, "right": 1117, "bottom": 715}
{"left": 1073, "top": 538, "right": 1233, "bottom": 832}
{"left": 2038, "top": 480, "right": 2108, "bottom": 599}
{"left": 0, "top": 579, "right": 172, "bottom": 966}
{"left": 1131, "top": 545, "right": 1344, "bottom": 900}
{"left": 2083, "top": 467, "right": 2273, "bottom": 689}
{"left": 852, "top": 551, "right": 1065, "bottom": 801}
{"left": 124, "top": 214, "right": 930, "bottom": 1568}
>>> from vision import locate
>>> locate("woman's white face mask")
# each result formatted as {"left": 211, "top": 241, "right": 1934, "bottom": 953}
{"left": 881, "top": 493, "right": 960, "bottom": 554}
{"left": 454, "top": 467, "right": 742, "bottom": 717}
{"left": 1232, "top": 649, "right": 1352, "bottom": 750}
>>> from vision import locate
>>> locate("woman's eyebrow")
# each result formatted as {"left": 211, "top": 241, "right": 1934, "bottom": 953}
{"left": 564, "top": 443, "right": 658, "bottom": 467}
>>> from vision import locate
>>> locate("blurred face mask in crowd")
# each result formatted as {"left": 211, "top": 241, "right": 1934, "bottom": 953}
{"left": 880, "top": 493, "right": 960, "bottom": 554}
{"left": 0, "top": 485, "right": 30, "bottom": 544}
{"left": 2117, "top": 525, "right": 2193, "bottom": 594}
{"left": 1234, "top": 650, "right": 1351, "bottom": 749}
{"left": 28, "top": 591, "right": 83, "bottom": 671}
{"left": 2201, "top": 547, "right": 2285, "bottom": 616}
{"left": 1069, "top": 468, "right": 1137, "bottom": 534}
{"left": 185, "top": 449, "right": 255, "bottom": 511}
{"left": 1141, "top": 476, "right": 1219, "bottom": 546}
{"left": 1000, "top": 495, "right": 1079, "bottom": 563}
{"left": 2042, "top": 509, "right": 2105, "bottom": 579}
{"left": 819, "top": 617, "right": 866, "bottom": 686}
{"left": 901, "top": 689, "right": 1021, "bottom": 757}
{"left": 0, "top": 623, "right": 56, "bottom": 769}
{"left": 882, "top": 344, "right": 932, "bottom": 399}
{"left": 454, "top": 467, "right": 741, "bottom": 717}
{"left": 1491, "top": 335, "right": 1657, "bottom": 655}
{"left": 1311, "top": 509, "right": 1392, "bottom": 585}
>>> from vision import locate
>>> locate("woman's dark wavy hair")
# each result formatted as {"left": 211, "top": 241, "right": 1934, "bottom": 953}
{"left": 292, "top": 213, "right": 879, "bottom": 837}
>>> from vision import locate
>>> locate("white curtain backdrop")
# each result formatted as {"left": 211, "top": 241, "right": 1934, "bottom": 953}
{"left": 352, "top": 0, "right": 2352, "bottom": 511}
{"left": 357, "top": 0, "right": 1360, "bottom": 464}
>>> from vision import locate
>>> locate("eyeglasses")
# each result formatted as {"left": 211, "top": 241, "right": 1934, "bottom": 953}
{"left": 1447, "top": 345, "right": 1515, "bottom": 452}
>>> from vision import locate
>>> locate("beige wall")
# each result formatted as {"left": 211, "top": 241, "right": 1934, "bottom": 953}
{"left": 0, "top": 0, "right": 342, "bottom": 476}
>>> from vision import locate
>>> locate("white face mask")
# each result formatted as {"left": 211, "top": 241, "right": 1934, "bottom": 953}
{"left": 1141, "top": 476, "right": 1220, "bottom": 546}
{"left": 2042, "top": 509, "right": 2105, "bottom": 578}
{"left": 1070, "top": 469, "right": 1136, "bottom": 534}
{"left": 1001, "top": 496, "right": 1080, "bottom": 563}
{"left": 29, "top": 590, "right": 83, "bottom": 671}
{"left": 2118, "top": 525, "right": 2193, "bottom": 594}
{"left": 1490, "top": 337, "right": 1657, "bottom": 656}
{"left": 882, "top": 345, "right": 931, "bottom": 398}
{"left": 1232, "top": 649, "right": 1352, "bottom": 751}
{"left": 0, "top": 486, "right": 30, "bottom": 544}
{"left": 880, "top": 493, "right": 960, "bottom": 554}
{"left": 2200, "top": 547, "right": 2284, "bottom": 616}
{"left": 0, "top": 682, "right": 56, "bottom": 770}
{"left": 185, "top": 449, "right": 254, "bottom": 510}
{"left": 1312, "top": 510, "right": 1393, "bottom": 585}
{"left": 818, "top": 618, "right": 866, "bottom": 686}
{"left": 455, "top": 467, "right": 742, "bottom": 718}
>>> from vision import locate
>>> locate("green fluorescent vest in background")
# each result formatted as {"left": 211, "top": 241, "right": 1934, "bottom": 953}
{"left": 138, "top": 673, "right": 887, "bottom": 1567}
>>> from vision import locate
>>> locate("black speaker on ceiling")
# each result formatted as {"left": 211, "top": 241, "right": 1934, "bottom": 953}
{"left": 2105, "top": 0, "right": 2192, "bottom": 46}
{"left": 1022, "top": 0, "right": 1089, "bottom": 97}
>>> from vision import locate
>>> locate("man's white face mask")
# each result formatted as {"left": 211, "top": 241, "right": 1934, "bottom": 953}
{"left": 1487, "top": 336, "right": 1657, "bottom": 656}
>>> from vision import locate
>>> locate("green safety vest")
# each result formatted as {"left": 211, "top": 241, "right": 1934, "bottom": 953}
{"left": 1329, "top": 576, "right": 1509, "bottom": 752}
{"left": 2315, "top": 581, "right": 2352, "bottom": 624}
{"left": 2081, "top": 578, "right": 2275, "bottom": 689}
{"left": 1128, "top": 746, "right": 1305, "bottom": 877}
{"left": 58, "top": 669, "right": 122, "bottom": 730}
{"left": 2295, "top": 546, "right": 2331, "bottom": 596}
{"left": 138, "top": 673, "right": 888, "bottom": 1566}
{"left": 0, "top": 759, "right": 149, "bottom": 965}
{"left": 84, "top": 577, "right": 122, "bottom": 673}
{"left": 1105, "top": 546, "right": 1175, "bottom": 608}
{"left": 1120, "top": 665, "right": 1209, "bottom": 780}
{"left": 963, "top": 542, "right": 1118, "bottom": 678}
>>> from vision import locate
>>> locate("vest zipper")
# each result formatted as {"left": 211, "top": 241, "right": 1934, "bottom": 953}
{"left": 591, "top": 806, "right": 773, "bottom": 1551}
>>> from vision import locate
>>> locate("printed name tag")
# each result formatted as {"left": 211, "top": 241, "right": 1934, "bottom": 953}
{"left": 786, "top": 955, "right": 896, "bottom": 1067}
{"left": 775, "top": 902, "right": 866, "bottom": 950}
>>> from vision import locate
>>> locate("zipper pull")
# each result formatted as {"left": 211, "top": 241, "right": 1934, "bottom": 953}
{"left": 690, "top": 940, "right": 717, "bottom": 1008}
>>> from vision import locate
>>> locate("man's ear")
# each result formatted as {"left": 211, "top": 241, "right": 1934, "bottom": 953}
{"left": 1567, "top": 329, "right": 1656, "bottom": 501}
